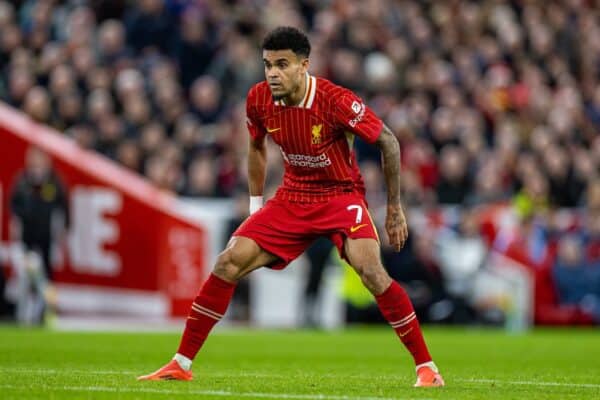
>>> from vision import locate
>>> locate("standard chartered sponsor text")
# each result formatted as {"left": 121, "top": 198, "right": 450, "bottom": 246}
{"left": 283, "top": 151, "right": 332, "bottom": 168}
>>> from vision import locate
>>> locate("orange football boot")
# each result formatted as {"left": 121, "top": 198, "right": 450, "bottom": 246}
{"left": 137, "top": 360, "right": 193, "bottom": 381}
{"left": 414, "top": 365, "right": 445, "bottom": 387}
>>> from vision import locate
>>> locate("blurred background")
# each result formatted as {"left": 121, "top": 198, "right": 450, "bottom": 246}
{"left": 0, "top": 0, "right": 599, "bottom": 331}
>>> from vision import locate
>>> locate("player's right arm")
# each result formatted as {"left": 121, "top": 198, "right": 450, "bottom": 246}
{"left": 248, "top": 134, "right": 267, "bottom": 210}
{"left": 246, "top": 86, "right": 268, "bottom": 214}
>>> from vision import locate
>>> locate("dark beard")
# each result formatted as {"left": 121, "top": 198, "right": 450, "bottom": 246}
{"left": 271, "top": 92, "right": 285, "bottom": 101}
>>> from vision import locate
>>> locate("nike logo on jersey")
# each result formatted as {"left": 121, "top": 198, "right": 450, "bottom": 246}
{"left": 350, "top": 223, "right": 368, "bottom": 233}
{"left": 266, "top": 127, "right": 281, "bottom": 133}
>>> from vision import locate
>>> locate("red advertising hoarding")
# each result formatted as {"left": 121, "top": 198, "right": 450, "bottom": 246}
{"left": 0, "top": 102, "right": 205, "bottom": 317}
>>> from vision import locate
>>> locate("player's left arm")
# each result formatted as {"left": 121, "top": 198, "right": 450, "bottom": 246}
{"left": 334, "top": 90, "right": 408, "bottom": 251}
{"left": 374, "top": 124, "right": 408, "bottom": 252}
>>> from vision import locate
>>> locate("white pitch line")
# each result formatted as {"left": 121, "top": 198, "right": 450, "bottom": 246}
{"left": 0, "top": 384, "right": 434, "bottom": 400}
{"left": 0, "top": 368, "right": 285, "bottom": 378}
{"left": 457, "top": 378, "right": 600, "bottom": 389}
{"left": 2, "top": 368, "right": 599, "bottom": 391}
{"left": 0, "top": 368, "right": 135, "bottom": 375}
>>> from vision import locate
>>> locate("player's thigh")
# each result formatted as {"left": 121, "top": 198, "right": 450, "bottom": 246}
{"left": 214, "top": 236, "right": 279, "bottom": 281}
{"left": 343, "top": 237, "right": 391, "bottom": 295}
{"left": 343, "top": 237, "right": 383, "bottom": 270}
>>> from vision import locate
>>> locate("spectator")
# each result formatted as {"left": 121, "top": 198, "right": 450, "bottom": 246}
{"left": 38, "top": 42, "right": 68, "bottom": 85}
{"left": 22, "top": 86, "right": 52, "bottom": 124}
{"left": 144, "top": 154, "right": 178, "bottom": 193}
{"left": 55, "top": 90, "right": 83, "bottom": 131}
{"left": 48, "top": 64, "right": 77, "bottom": 99}
{"left": 189, "top": 75, "right": 225, "bottom": 124}
{"left": 71, "top": 45, "right": 95, "bottom": 82}
{"left": 86, "top": 88, "right": 114, "bottom": 123}
{"left": 552, "top": 235, "right": 600, "bottom": 323}
{"left": 122, "top": 95, "right": 151, "bottom": 136}
{"left": 543, "top": 145, "right": 584, "bottom": 207}
{"left": 467, "top": 156, "right": 509, "bottom": 205}
{"left": 173, "top": 114, "right": 201, "bottom": 168}
{"left": 175, "top": 9, "right": 215, "bottom": 89}
{"left": 206, "top": 35, "right": 262, "bottom": 101}
{"left": 583, "top": 181, "right": 600, "bottom": 263}
{"left": 183, "top": 154, "right": 222, "bottom": 197}
{"left": 139, "top": 120, "right": 167, "bottom": 157}
{"left": 513, "top": 170, "right": 550, "bottom": 219}
{"left": 125, "top": 0, "right": 174, "bottom": 55}
{"left": 97, "top": 19, "right": 131, "bottom": 67}
{"left": 436, "top": 208, "right": 487, "bottom": 300}
{"left": 116, "top": 139, "right": 142, "bottom": 173}
{"left": 10, "top": 147, "right": 69, "bottom": 324}
{"left": 66, "top": 124, "right": 96, "bottom": 150}
{"left": 6, "top": 68, "right": 34, "bottom": 108}
{"left": 435, "top": 146, "right": 471, "bottom": 205}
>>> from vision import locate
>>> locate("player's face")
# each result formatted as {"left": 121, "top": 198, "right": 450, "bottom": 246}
{"left": 263, "top": 50, "right": 308, "bottom": 100}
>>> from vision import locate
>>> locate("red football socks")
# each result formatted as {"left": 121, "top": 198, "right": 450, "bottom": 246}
{"left": 176, "top": 273, "right": 236, "bottom": 360}
{"left": 375, "top": 281, "right": 432, "bottom": 366}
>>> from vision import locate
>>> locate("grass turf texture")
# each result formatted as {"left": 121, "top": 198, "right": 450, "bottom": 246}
{"left": 0, "top": 326, "right": 599, "bottom": 400}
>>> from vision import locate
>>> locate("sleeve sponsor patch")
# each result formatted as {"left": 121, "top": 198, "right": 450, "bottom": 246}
{"left": 351, "top": 100, "right": 363, "bottom": 114}
{"left": 349, "top": 102, "right": 366, "bottom": 127}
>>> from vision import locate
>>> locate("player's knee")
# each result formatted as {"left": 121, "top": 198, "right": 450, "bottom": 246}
{"left": 213, "top": 249, "right": 245, "bottom": 282}
{"left": 354, "top": 263, "right": 391, "bottom": 295}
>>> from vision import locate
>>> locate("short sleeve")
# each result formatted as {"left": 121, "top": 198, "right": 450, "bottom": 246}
{"left": 334, "top": 90, "right": 383, "bottom": 144}
{"left": 246, "top": 87, "right": 266, "bottom": 141}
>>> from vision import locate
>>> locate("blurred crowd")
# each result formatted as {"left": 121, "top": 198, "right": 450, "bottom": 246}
{"left": 1, "top": 0, "right": 600, "bottom": 325}
{"left": 2, "top": 0, "right": 600, "bottom": 203}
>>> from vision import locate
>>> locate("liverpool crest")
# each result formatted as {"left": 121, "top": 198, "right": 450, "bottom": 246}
{"left": 311, "top": 124, "right": 323, "bottom": 145}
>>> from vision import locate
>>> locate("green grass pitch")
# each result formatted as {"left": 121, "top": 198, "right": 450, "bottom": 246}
{"left": 1, "top": 326, "right": 599, "bottom": 400}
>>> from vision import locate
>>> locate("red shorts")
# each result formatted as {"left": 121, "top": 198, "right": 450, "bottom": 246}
{"left": 233, "top": 194, "right": 379, "bottom": 270}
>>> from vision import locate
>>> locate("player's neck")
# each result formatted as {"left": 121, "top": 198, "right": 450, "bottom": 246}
{"left": 283, "top": 73, "right": 308, "bottom": 106}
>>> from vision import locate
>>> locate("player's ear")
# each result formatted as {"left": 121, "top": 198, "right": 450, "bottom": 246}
{"left": 299, "top": 57, "right": 309, "bottom": 73}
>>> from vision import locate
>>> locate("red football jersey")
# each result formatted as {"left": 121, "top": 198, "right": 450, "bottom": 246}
{"left": 246, "top": 73, "right": 383, "bottom": 202}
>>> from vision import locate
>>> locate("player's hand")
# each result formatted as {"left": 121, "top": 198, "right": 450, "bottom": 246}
{"left": 385, "top": 203, "right": 408, "bottom": 251}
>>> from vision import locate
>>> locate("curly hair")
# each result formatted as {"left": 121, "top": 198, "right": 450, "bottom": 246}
{"left": 261, "top": 26, "right": 311, "bottom": 58}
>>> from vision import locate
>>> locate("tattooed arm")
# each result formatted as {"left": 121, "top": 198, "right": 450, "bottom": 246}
{"left": 374, "top": 124, "right": 408, "bottom": 251}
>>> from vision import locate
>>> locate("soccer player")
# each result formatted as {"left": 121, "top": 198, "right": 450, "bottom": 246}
{"left": 138, "top": 26, "right": 444, "bottom": 387}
